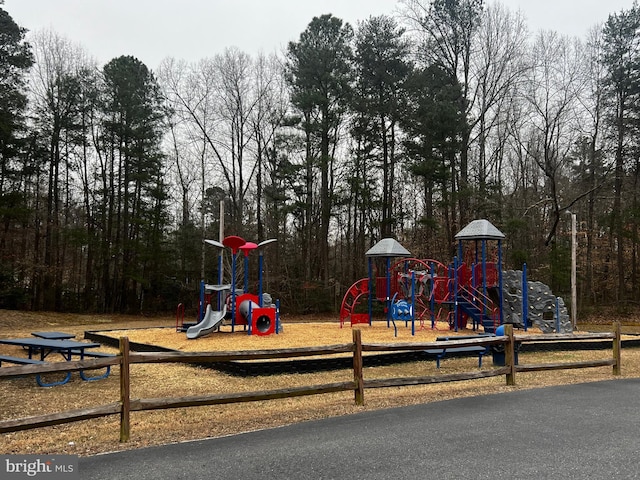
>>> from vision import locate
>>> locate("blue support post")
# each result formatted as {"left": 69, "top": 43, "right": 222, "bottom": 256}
{"left": 471, "top": 261, "right": 477, "bottom": 331}
{"left": 453, "top": 256, "right": 459, "bottom": 332}
{"left": 498, "top": 239, "right": 504, "bottom": 326}
{"left": 231, "top": 251, "right": 237, "bottom": 332}
{"left": 481, "top": 239, "right": 488, "bottom": 305}
{"left": 276, "top": 299, "right": 281, "bottom": 334}
{"left": 199, "top": 280, "right": 205, "bottom": 321}
{"left": 243, "top": 253, "right": 249, "bottom": 294}
{"left": 430, "top": 262, "right": 436, "bottom": 329}
{"left": 218, "top": 252, "right": 223, "bottom": 310}
{"left": 556, "top": 297, "right": 561, "bottom": 333}
{"left": 386, "top": 257, "right": 391, "bottom": 328}
{"left": 522, "top": 263, "right": 528, "bottom": 332}
{"left": 258, "top": 251, "right": 264, "bottom": 306}
{"left": 411, "top": 271, "right": 416, "bottom": 336}
{"left": 481, "top": 240, "right": 488, "bottom": 331}
{"left": 368, "top": 257, "right": 373, "bottom": 326}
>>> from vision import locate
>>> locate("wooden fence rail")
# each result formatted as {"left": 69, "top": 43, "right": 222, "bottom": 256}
{"left": 0, "top": 357, "right": 119, "bottom": 378}
{"left": 514, "top": 322, "right": 621, "bottom": 377}
{"left": 0, "top": 323, "right": 622, "bottom": 442}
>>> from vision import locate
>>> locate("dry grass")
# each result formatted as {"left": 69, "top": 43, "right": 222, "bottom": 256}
{"left": 0, "top": 309, "right": 638, "bottom": 457}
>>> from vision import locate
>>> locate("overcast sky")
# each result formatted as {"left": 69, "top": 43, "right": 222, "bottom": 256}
{"left": 4, "top": 0, "right": 636, "bottom": 69}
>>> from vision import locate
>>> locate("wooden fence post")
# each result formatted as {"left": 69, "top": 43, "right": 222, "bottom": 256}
{"left": 119, "top": 337, "right": 131, "bottom": 442}
{"left": 505, "top": 324, "right": 516, "bottom": 386}
{"left": 352, "top": 329, "right": 364, "bottom": 406}
{"left": 613, "top": 322, "right": 621, "bottom": 376}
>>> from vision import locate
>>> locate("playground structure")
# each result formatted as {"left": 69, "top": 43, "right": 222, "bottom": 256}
{"left": 176, "top": 236, "right": 280, "bottom": 339}
{"left": 340, "top": 220, "right": 506, "bottom": 334}
{"left": 340, "top": 219, "right": 573, "bottom": 335}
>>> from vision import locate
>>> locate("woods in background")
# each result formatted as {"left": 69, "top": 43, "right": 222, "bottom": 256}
{"left": 0, "top": 0, "right": 639, "bottom": 316}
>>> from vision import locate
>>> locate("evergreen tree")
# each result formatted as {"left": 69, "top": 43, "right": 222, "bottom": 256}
{"left": 0, "top": 5, "right": 33, "bottom": 193}
{"left": 97, "top": 55, "right": 167, "bottom": 312}
{"left": 402, "top": 0, "right": 483, "bottom": 228}
{"left": 400, "top": 64, "right": 466, "bottom": 251}
{"left": 351, "top": 15, "right": 412, "bottom": 239}
{"left": 601, "top": 3, "right": 640, "bottom": 301}
{"left": 286, "top": 14, "right": 354, "bottom": 285}
{"left": 0, "top": 5, "right": 33, "bottom": 308}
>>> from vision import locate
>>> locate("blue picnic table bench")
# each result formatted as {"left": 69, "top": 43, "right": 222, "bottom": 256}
{"left": 0, "top": 355, "right": 71, "bottom": 387}
{"left": 425, "top": 333, "right": 495, "bottom": 368}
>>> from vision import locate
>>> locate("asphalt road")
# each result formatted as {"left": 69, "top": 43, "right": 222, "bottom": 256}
{"left": 80, "top": 379, "right": 640, "bottom": 479}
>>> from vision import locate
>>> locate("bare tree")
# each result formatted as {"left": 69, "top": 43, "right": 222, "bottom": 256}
{"left": 29, "top": 29, "right": 93, "bottom": 309}
{"left": 573, "top": 25, "right": 610, "bottom": 303}
{"left": 468, "top": 2, "right": 529, "bottom": 212}
{"left": 520, "top": 31, "right": 587, "bottom": 246}
{"left": 215, "top": 48, "right": 261, "bottom": 231}
{"left": 159, "top": 50, "right": 264, "bottom": 236}
{"left": 158, "top": 56, "right": 223, "bottom": 280}
{"left": 250, "top": 52, "right": 289, "bottom": 242}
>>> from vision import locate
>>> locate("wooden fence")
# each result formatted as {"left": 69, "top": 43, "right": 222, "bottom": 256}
{"left": 0, "top": 323, "right": 622, "bottom": 442}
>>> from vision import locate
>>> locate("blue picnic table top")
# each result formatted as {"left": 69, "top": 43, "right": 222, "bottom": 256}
{"left": 0, "top": 337, "right": 110, "bottom": 385}
{"left": 0, "top": 337, "right": 101, "bottom": 361}
{"left": 31, "top": 331, "right": 76, "bottom": 340}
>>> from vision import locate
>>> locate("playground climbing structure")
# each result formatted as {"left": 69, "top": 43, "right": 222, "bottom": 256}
{"left": 340, "top": 220, "right": 505, "bottom": 333}
{"left": 176, "top": 236, "right": 280, "bottom": 338}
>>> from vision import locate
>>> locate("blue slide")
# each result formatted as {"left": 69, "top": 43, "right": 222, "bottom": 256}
{"left": 186, "top": 304, "right": 227, "bottom": 339}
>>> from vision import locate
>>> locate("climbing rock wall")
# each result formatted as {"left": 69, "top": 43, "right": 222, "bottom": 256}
{"left": 502, "top": 270, "right": 572, "bottom": 333}
{"left": 502, "top": 270, "right": 525, "bottom": 327}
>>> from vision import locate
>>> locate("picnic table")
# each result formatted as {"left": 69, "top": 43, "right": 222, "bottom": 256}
{"left": 31, "top": 331, "right": 76, "bottom": 340}
{"left": 425, "top": 334, "right": 495, "bottom": 368}
{"left": 0, "top": 337, "right": 113, "bottom": 386}
{"left": 0, "top": 337, "right": 101, "bottom": 361}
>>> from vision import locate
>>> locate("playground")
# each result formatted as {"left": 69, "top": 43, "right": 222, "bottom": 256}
{"left": 174, "top": 221, "right": 573, "bottom": 354}
{"left": 0, "top": 219, "right": 635, "bottom": 455}
{"left": 0, "top": 306, "right": 636, "bottom": 457}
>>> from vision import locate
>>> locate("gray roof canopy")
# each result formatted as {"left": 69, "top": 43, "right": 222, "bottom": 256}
{"left": 365, "top": 238, "right": 412, "bottom": 258}
{"left": 455, "top": 219, "right": 505, "bottom": 240}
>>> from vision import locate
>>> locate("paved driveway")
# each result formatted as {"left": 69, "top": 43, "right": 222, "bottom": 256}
{"left": 80, "top": 379, "right": 640, "bottom": 479}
